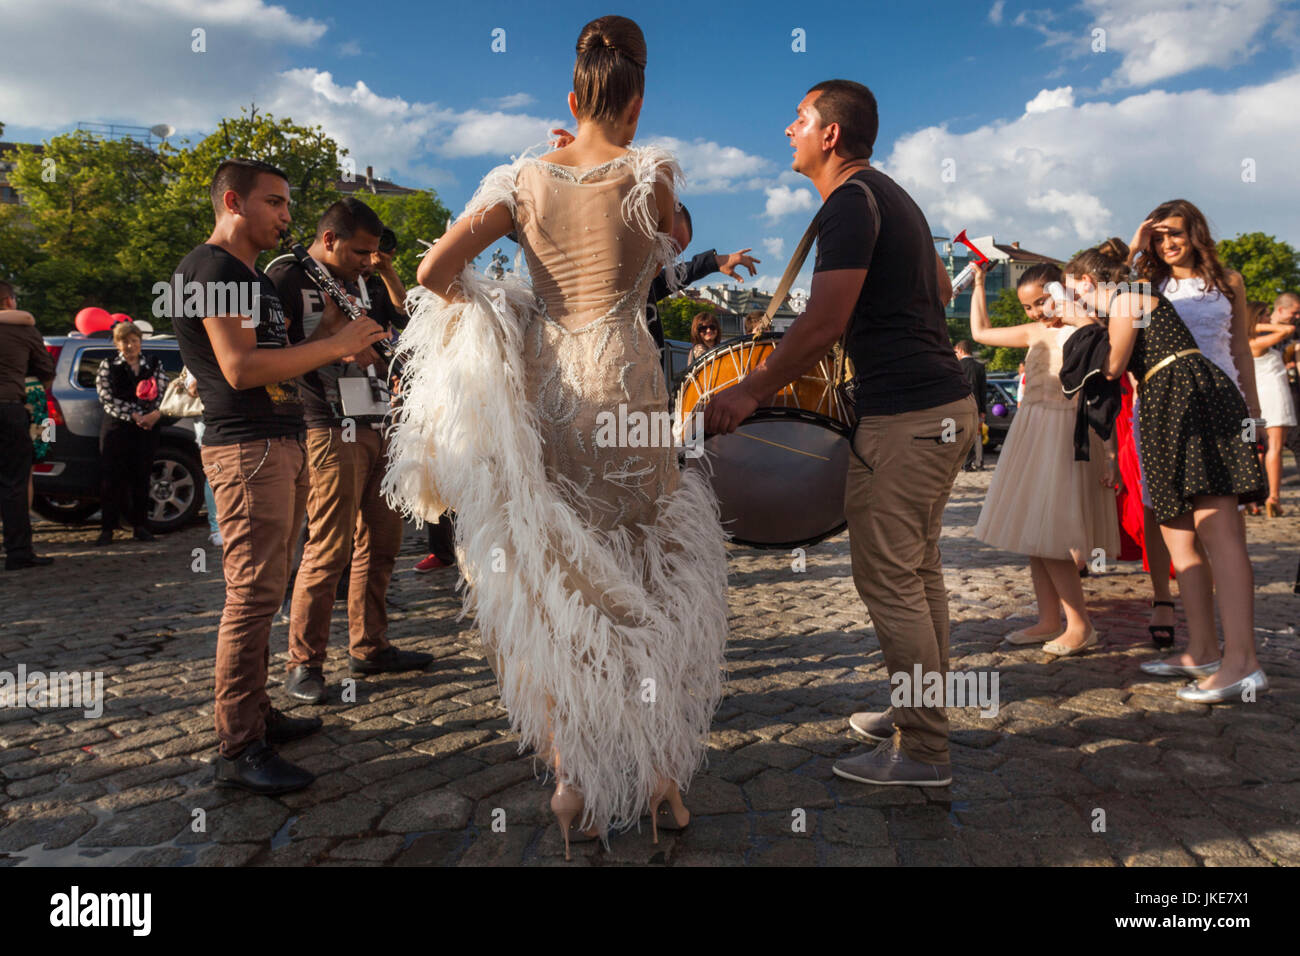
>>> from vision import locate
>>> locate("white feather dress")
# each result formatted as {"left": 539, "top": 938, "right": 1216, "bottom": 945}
{"left": 382, "top": 146, "right": 729, "bottom": 831}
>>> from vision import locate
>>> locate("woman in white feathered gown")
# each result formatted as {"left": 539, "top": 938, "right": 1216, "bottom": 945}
{"left": 382, "top": 15, "right": 728, "bottom": 854}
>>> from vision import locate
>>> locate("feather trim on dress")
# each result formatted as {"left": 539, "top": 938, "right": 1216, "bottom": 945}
{"left": 384, "top": 145, "right": 728, "bottom": 833}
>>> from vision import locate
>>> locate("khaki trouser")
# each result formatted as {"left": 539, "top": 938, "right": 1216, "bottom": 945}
{"left": 288, "top": 426, "right": 403, "bottom": 669}
{"left": 844, "top": 394, "right": 978, "bottom": 764}
{"left": 203, "top": 436, "right": 310, "bottom": 758}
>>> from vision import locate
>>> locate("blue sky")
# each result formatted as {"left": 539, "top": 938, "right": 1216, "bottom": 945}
{"left": 3, "top": 0, "right": 1299, "bottom": 292}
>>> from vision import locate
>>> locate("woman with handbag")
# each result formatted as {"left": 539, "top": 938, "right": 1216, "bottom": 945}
{"left": 95, "top": 321, "right": 167, "bottom": 545}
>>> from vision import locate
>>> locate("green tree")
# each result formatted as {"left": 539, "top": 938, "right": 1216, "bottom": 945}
{"left": 365, "top": 191, "right": 453, "bottom": 288}
{"left": 980, "top": 287, "right": 1029, "bottom": 372}
{"left": 2, "top": 132, "right": 170, "bottom": 331}
{"left": 0, "top": 106, "right": 407, "bottom": 334}
{"left": 654, "top": 296, "right": 715, "bottom": 341}
{"left": 124, "top": 105, "right": 349, "bottom": 303}
{"left": 1216, "top": 232, "right": 1300, "bottom": 303}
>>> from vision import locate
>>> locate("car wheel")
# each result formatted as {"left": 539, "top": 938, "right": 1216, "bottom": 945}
{"left": 147, "top": 444, "right": 203, "bottom": 533}
{"left": 31, "top": 495, "right": 100, "bottom": 525}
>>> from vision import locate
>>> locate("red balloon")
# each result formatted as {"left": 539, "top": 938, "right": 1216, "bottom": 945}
{"left": 74, "top": 307, "right": 114, "bottom": 335}
{"left": 110, "top": 313, "right": 132, "bottom": 325}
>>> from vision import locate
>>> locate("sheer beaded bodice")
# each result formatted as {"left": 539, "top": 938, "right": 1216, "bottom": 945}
{"left": 507, "top": 152, "right": 680, "bottom": 532}
{"left": 515, "top": 158, "right": 662, "bottom": 331}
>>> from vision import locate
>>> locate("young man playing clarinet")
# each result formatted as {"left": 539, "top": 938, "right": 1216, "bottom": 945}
{"left": 172, "top": 160, "right": 389, "bottom": 795}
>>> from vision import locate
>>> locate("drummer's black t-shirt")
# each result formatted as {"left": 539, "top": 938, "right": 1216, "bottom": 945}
{"left": 813, "top": 168, "right": 970, "bottom": 416}
{"left": 170, "top": 244, "right": 305, "bottom": 445}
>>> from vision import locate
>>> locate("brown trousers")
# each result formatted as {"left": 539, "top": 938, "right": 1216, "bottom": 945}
{"left": 288, "top": 426, "right": 403, "bottom": 669}
{"left": 203, "top": 436, "right": 309, "bottom": 758}
{"left": 843, "top": 394, "right": 978, "bottom": 764}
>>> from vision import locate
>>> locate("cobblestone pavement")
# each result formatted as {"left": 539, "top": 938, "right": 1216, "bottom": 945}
{"left": 2, "top": 465, "right": 1297, "bottom": 867}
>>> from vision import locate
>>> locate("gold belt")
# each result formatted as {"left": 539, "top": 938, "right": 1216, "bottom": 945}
{"left": 1142, "top": 348, "right": 1201, "bottom": 385}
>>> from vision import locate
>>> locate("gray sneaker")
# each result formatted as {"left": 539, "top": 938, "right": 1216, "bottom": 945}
{"left": 832, "top": 740, "right": 952, "bottom": 787}
{"left": 848, "top": 708, "right": 896, "bottom": 742}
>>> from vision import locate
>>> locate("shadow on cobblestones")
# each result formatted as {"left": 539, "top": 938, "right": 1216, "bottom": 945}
{"left": 2, "top": 466, "right": 1297, "bottom": 866}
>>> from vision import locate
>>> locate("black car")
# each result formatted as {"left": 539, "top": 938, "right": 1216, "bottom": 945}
{"left": 983, "top": 376, "right": 1019, "bottom": 451}
{"left": 32, "top": 334, "right": 203, "bottom": 533}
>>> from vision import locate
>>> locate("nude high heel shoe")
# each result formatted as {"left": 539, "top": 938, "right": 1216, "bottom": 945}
{"left": 550, "top": 783, "right": 599, "bottom": 861}
{"left": 649, "top": 778, "right": 690, "bottom": 843}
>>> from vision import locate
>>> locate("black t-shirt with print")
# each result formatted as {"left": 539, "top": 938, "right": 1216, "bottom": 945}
{"left": 265, "top": 253, "right": 392, "bottom": 429}
{"left": 170, "top": 244, "right": 304, "bottom": 445}
{"left": 813, "top": 168, "right": 970, "bottom": 416}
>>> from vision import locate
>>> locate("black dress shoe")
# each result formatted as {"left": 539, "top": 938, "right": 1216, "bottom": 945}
{"left": 4, "top": 554, "right": 54, "bottom": 571}
{"left": 349, "top": 646, "right": 435, "bottom": 674}
{"left": 213, "top": 740, "right": 315, "bottom": 794}
{"left": 133, "top": 527, "right": 156, "bottom": 542}
{"left": 266, "top": 706, "right": 323, "bottom": 744}
{"left": 284, "top": 665, "right": 327, "bottom": 704}
{"left": 95, "top": 530, "right": 114, "bottom": 546}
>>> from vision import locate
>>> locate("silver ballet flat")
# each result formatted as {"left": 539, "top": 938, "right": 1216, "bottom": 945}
{"left": 1176, "top": 669, "right": 1269, "bottom": 704}
{"left": 1139, "top": 658, "right": 1221, "bottom": 679}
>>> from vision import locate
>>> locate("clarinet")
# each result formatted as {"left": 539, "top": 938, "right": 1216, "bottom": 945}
{"left": 279, "top": 231, "right": 402, "bottom": 377}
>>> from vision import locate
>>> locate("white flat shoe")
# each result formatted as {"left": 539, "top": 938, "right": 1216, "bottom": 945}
{"left": 1139, "top": 658, "right": 1220, "bottom": 679}
{"left": 1176, "top": 669, "right": 1268, "bottom": 703}
{"left": 1003, "top": 626, "right": 1064, "bottom": 646}
{"left": 1043, "top": 627, "right": 1098, "bottom": 657}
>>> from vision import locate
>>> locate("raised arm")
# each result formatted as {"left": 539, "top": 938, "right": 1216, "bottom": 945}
{"left": 968, "top": 265, "right": 1036, "bottom": 349}
{"left": 1250, "top": 323, "right": 1294, "bottom": 357}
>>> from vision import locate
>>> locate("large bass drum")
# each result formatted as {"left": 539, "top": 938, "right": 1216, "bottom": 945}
{"left": 675, "top": 333, "right": 855, "bottom": 549}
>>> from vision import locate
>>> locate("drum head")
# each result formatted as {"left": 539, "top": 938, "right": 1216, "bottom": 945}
{"left": 686, "top": 408, "right": 850, "bottom": 549}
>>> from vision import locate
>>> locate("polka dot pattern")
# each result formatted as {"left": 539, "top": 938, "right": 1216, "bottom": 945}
{"left": 1131, "top": 294, "right": 1267, "bottom": 523}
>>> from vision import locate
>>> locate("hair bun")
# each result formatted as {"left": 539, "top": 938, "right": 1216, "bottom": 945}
{"left": 576, "top": 18, "right": 646, "bottom": 69}
{"left": 1097, "top": 237, "right": 1129, "bottom": 262}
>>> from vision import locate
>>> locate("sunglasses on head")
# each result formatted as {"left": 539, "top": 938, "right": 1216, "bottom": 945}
{"left": 701, "top": 325, "right": 718, "bottom": 332}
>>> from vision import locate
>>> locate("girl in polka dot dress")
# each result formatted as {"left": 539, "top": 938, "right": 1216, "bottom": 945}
{"left": 1058, "top": 239, "right": 1267, "bottom": 704}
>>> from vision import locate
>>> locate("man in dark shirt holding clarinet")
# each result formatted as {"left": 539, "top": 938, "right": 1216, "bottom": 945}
{"left": 171, "top": 160, "right": 388, "bottom": 794}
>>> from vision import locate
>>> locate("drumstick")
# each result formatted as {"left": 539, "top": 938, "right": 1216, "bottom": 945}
{"left": 730, "top": 430, "right": 830, "bottom": 461}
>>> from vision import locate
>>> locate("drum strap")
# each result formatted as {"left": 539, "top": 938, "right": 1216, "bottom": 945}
{"left": 760, "top": 175, "right": 879, "bottom": 411}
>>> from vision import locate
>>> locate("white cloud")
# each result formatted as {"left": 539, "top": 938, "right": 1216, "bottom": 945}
{"left": 644, "top": 136, "right": 772, "bottom": 193}
{"left": 763, "top": 185, "right": 816, "bottom": 221}
{"left": 492, "top": 92, "right": 537, "bottom": 110}
{"left": 1086, "top": 0, "right": 1282, "bottom": 89}
{"left": 1025, "top": 189, "right": 1111, "bottom": 239}
{"left": 989, "top": 1, "right": 1006, "bottom": 25}
{"left": 761, "top": 237, "right": 785, "bottom": 259}
{"left": 1015, "top": 0, "right": 1286, "bottom": 89}
{"left": 879, "top": 69, "right": 1300, "bottom": 255}
{"left": 439, "top": 109, "right": 566, "bottom": 158}
{"left": 0, "top": 0, "right": 326, "bottom": 128}
{"left": 338, "top": 40, "right": 361, "bottom": 57}
{"left": 1025, "top": 86, "right": 1075, "bottom": 113}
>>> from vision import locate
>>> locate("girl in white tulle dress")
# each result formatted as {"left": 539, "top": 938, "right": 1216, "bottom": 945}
{"left": 970, "top": 262, "right": 1120, "bottom": 657}
{"left": 382, "top": 15, "right": 727, "bottom": 856}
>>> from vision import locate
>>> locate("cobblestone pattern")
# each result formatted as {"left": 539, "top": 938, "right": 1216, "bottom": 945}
{"left": 1, "top": 466, "right": 1297, "bottom": 866}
